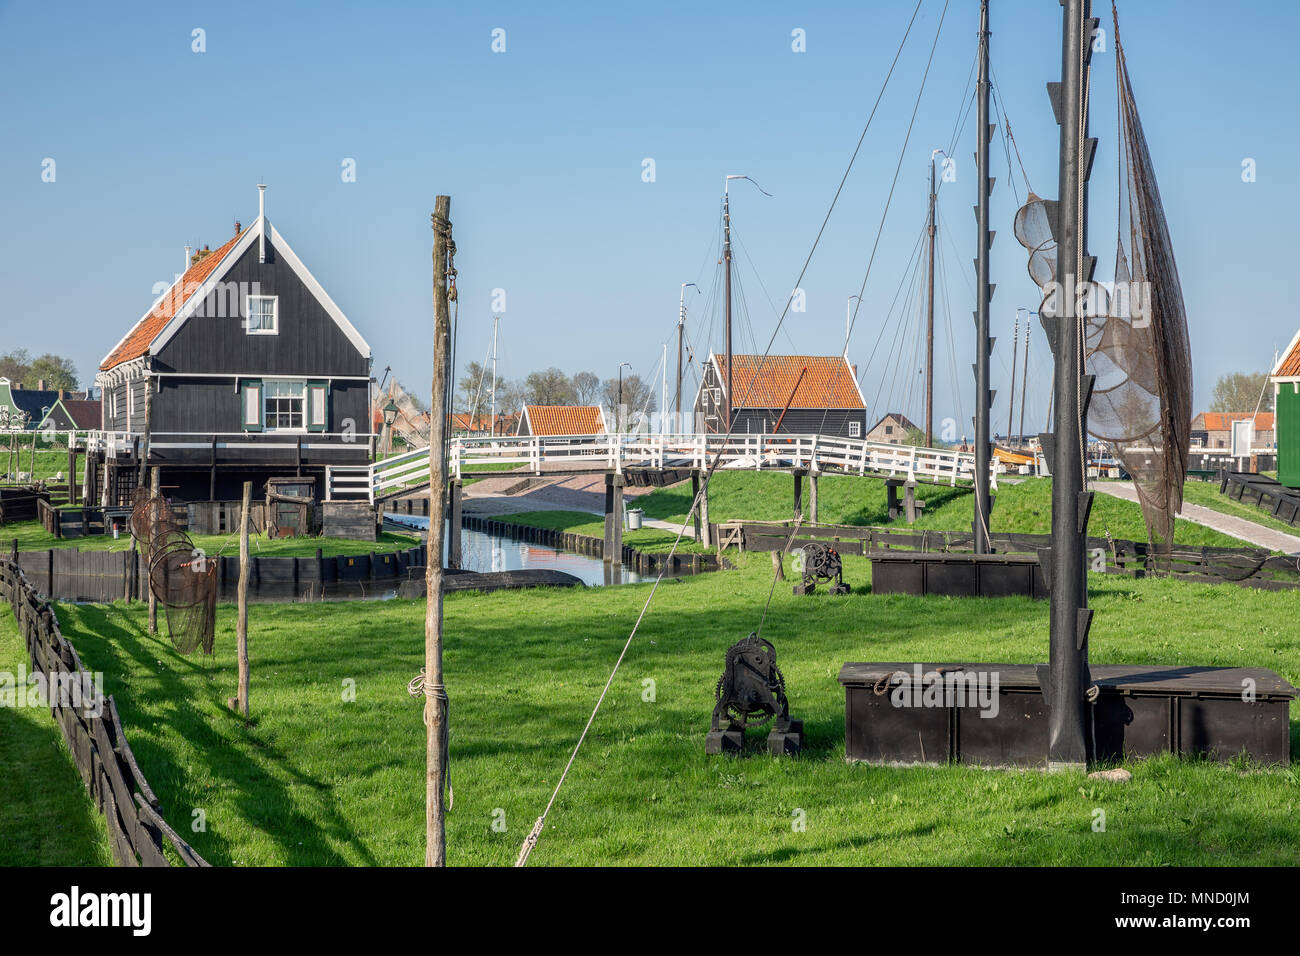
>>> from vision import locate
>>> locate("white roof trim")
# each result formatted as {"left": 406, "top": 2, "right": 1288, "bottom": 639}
{"left": 120, "top": 224, "right": 262, "bottom": 364}
{"left": 121, "top": 215, "right": 371, "bottom": 366}
{"left": 1270, "top": 328, "right": 1300, "bottom": 378}
{"left": 266, "top": 222, "right": 371, "bottom": 359}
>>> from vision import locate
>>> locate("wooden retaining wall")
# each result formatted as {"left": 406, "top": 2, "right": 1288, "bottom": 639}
{"left": 0, "top": 558, "right": 207, "bottom": 867}
{"left": 460, "top": 514, "right": 721, "bottom": 576}
{"left": 732, "top": 521, "right": 1300, "bottom": 591}
{"left": 8, "top": 545, "right": 429, "bottom": 604}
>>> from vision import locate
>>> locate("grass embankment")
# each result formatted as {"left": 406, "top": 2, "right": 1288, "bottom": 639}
{"left": 0, "top": 445, "right": 72, "bottom": 483}
{"left": 55, "top": 557, "right": 1300, "bottom": 866}
{"left": 0, "top": 519, "right": 420, "bottom": 558}
{"left": 487, "top": 510, "right": 711, "bottom": 554}
{"left": 629, "top": 473, "right": 1251, "bottom": 549}
{"left": 1178, "top": 479, "right": 1300, "bottom": 540}
{"left": 0, "top": 605, "right": 112, "bottom": 865}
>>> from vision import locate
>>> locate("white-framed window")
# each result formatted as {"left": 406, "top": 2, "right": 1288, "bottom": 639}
{"left": 246, "top": 294, "right": 279, "bottom": 334}
{"left": 263, "top": 379, "right": 306, "bottom": 431}
{"left": 849, "top": 420, "right": 861, "bottom": 438}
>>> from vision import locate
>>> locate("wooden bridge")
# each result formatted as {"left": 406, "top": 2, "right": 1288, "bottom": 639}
{"left": 326, "top": 432, "right": 1010, "bottom": 504}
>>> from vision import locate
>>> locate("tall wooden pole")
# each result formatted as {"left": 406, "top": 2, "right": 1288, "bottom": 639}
{"left": 1007, "top": 314, "right": 1020, "bottom": 441}
{"left": 236, "top": 480, "right": 251, "bottom": 717}
{"left": 1047, "top": 0, "right": 1096, "bottom": 770}
{"left": 426, "top": 195, "right": 453, "bottom": 866}
{"left": 925, "top": 156, "right": 937, "bottom": 448}
{"left": 147, "top": 466, "right": 159, "bottom": 633}
{"left": 1018, "top": 321, "right": 1031, "bottom": 446}
{"left": 972, "top": 0, "right": 993, "bottom": 554}
{"left": 723, "top": 191, "right": 733, "bottom": 433}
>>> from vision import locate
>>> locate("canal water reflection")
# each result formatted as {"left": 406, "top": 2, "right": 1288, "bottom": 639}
{"left": 384, "top": 514, "right": 643, "bottom": 587}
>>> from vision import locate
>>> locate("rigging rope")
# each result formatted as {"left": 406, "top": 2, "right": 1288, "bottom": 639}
{"left": 514, "top": 0, "right": 937, "bottom": 867}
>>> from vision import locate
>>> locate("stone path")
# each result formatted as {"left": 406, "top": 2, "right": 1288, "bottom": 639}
{"left": 1092, "top": 481, "right": 1300, "bottom": 553}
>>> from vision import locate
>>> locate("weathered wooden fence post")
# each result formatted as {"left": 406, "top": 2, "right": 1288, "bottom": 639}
{"left": 425, "top": 194, "right": 453, "bottom": 867}
{"left": 235, "top": 481, "right": 251, "bottom": 716}
{"left": 148, "top": 466, "right": 159, "bottom": 633}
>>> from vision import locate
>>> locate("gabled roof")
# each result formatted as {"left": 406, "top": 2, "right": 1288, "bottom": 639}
{"left": 709, "top": 354, "right": 865, "bottom": 409}
{"left": 1271, "top": 329, "right": 1300, "bottom": 379}
{"left": 9, "top": 388, "right": 61, "bottom": 423}
{"left": 1198, "top": 411, "right": 1274, "bottom": 432}
{"left": 100, "top": 231, "right": 245, "bottom": 371}
{"left": 100, "top": 213, "right": 371, "bottom": 373}
{"left": 868, "top": 411, "right": 920, "bottom": 433}
{"left": 519, "top": 405, "right": 606, "bottom": 436}
{"left": 60, "top": 399, "right": 103, "bottom": 430}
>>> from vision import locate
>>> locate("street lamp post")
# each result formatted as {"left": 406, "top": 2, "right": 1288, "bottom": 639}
{"left": 617, "top": 362, "right": 632, "bottom": 433}
{"left": 382, "top": 399, "right": 400, "bottom": 458}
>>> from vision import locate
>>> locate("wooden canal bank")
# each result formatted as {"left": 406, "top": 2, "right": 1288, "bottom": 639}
{"left": 8, "top": 544, "right": 428, "bottom": 604}
{"left": 0, "top": 557, "right": 207, "bottom": 866}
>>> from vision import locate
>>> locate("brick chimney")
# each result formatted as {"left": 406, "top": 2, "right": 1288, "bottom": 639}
{"left": 37, "top": 378, "right": 46, "bottom": 391}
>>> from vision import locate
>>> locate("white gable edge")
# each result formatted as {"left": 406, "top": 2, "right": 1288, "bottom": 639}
{"left": 1270, "top": 328, "right": 1300, "bottom": 378}
{"left": 146, "top": 218, "right": 371, "bottom": 362}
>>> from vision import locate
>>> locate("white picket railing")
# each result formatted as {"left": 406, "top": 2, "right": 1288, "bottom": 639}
{"left": 351, "top": 432, "right": 1003, "bottom": 503}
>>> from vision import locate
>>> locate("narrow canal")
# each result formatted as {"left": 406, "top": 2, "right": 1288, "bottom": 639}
{"left": 383, "top": 514, "right": 643, "bottom": 586}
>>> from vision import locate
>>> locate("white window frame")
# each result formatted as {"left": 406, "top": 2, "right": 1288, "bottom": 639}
{"left": 262, "top": 379, "right": 307, "bottom": 432}
{"left": 246, "top": 294, "right": 279, "bottom": 335}
{"left": 849, "top": 420, "right": 861, "bottom": 438}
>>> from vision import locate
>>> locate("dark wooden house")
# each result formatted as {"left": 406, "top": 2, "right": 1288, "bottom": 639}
{"left": 94, "top": 191, "right": 373, "bottom": 504}
{"left": 692, "top": 353, "right": 867, "bottom": 438}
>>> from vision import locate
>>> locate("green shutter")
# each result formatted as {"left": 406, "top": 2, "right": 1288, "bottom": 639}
{"left": 240, "top": 379, "right": 263, "bottom": 432}
{"left": 307, "top": 380, "right": 328, "bottom": 432}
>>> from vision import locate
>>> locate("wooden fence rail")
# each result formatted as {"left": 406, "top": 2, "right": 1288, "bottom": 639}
{"left": 0, "top": 558, "right": 208, "bottom": 866}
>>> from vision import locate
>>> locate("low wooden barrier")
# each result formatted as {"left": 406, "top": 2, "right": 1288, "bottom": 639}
{"left": 7, "top": 543, "right": 429, "bottom": 604}
{"left": 0, "top": 558, "right": 207, "bottom": 866}
{"left": 35, "top": 498, "right": 134, "bottom": 539}
{"left": 731, "top": 520, "right": 1300, "bottom": 591}
{"left": 0, "top": 485, "right": 48, "bottom": 523}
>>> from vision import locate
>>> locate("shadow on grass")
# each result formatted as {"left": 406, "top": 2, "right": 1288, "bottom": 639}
{"left": 0, "top": 689, "right": 110, "bottom": 865}
{"left": 64, "top": 605, "right": 380, "bottom": 866}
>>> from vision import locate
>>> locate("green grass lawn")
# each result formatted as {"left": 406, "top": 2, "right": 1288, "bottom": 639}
{"left": 1178, "top": 479, "right": 1300, "bottom": 540}
{"left": 491, "top": 509, "right": 710, "bottom": 554}
{"left": 0, "top": 605, "right": 112, "bottom": 866}
{"left": 632, "top": 473, "right": 1252, "bottom": 549}
{"left": 50, "top": 556, "right": 1300, "bottom": 866}
{"left": 0, "top": 518, "right": 421, "bottom": 558}
{"left": 0, "top": 443, "right": 72, "bottom": 483}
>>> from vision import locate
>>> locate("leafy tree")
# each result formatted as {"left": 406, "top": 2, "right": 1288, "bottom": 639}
{"left": 457, "top": 360, "right": 496, "bottom": 414}
{"left": 496, "top": 378, "right": 528, "bottom": 415}
{"left": 26, "top": 354, "right": 79, "bottom": 391}
{"left": 0, "top": 349, "right": 30, "bottom": 384}
{"left": 1210, "top": 371, "right": 1272, "bottom": 413}
{"left": 602, "top": 374, "right": 655, "bottom": 429}
{"left": 572, "top": 370, "right": 601, "bottom": 405}
{"left": 525, "top": 367, "right": 576, "bottom": 406}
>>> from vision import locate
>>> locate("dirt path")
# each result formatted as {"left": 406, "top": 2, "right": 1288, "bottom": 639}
{"left": 1093, "top": 481, "right": 1300, "bottom": 553}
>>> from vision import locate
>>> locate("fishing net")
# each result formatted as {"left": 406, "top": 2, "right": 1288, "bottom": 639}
{"left": 131, "top": 487, "right": 217, "bottom": 655}
{"left": 1013, "top": 7, "right": 1191, "bottom": 553}
{"left": 1085, "top": 10, "right": 1192, "bottom": 552}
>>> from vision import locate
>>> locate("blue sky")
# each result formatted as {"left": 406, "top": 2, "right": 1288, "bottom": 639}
{"left": 2, "top": 0, "right": 1296, "bottom": 430}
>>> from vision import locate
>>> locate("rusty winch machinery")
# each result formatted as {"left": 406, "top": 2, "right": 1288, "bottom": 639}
{"left": 706, "top": 633, "right": 803, "bottom": 756}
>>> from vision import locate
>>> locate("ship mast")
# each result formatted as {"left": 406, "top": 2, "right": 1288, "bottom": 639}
{"left": 973, "top": 0, "right": 994, "bottom": 553}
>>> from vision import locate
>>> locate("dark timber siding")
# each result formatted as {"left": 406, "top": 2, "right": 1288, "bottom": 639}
{"left": 152, "top": 238, "right": 367, "bottom": 377}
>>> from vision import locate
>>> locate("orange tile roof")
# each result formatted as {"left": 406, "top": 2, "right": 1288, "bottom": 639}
{"left": 522, "top": 405, "right": 605, "bottom": 436}
{"left": 1276, "top": 337, "right": 1300, "bottom": 377}
{"left": 715, "top": 354, "right": 864, "bottom": 409}
{"left": 101, "top": 231, "right": 246, "bottom": 370}
{"left": 1201, "top": 412, "right": 1274, "bottom": 432}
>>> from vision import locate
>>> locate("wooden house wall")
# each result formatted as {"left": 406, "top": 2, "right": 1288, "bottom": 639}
{"left": 151, "top": 239, "right": 367, "bottom": 377}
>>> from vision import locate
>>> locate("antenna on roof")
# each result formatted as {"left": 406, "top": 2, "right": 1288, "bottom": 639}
{"left": 257, "top": 183, "right": 267, "bottom": 263}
